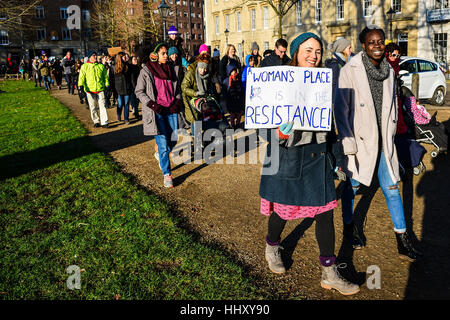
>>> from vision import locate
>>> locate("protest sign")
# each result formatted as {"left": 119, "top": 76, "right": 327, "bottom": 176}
{"left": 244, "top": 65, "right": 333, "bottom": 131}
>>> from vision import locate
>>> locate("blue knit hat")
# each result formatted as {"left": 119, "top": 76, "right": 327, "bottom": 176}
{"left": 168, "top": 46, "right": 179, "bottom": 56}
{"left": 87, "top": 50, "right": 97, "bottom": 59}
{"left": 289, "top": 32, "right": 323, "bottom": 58}
{"left": 168, "top": 26, "right": 178, "bottom": 35}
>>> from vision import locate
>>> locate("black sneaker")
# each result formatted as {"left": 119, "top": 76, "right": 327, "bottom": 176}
{"left": 101, "top": 124, "right": 109, "bottom": 128}
{"left": 93, "top": 123, "right": 100, "bottom": 128}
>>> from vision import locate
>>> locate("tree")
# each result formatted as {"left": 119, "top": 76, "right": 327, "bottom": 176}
{"left": 0, "top": 0, "right": 43, "bottom": 30}
{"left": 246, "top": 0, "right": 301, "bottom": 39}
{"left": 90, "top": 0, "right": 160, "bottom": 52}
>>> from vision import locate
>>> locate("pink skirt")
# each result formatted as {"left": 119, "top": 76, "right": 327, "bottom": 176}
{"left": 260, "top": 198, "right": 337, "bottom": 220}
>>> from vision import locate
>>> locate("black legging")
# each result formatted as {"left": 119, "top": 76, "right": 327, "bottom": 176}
{"left": 267, "top": 210, "right": 335, "bottom": 257}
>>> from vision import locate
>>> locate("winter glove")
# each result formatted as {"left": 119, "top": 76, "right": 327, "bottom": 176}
{"left": 334, "top": 167, "right": 346, "bottom": 181}
{"left": 169, "top": 99, "right": 183, "bottom": 114}
{"left": 147, "top": 101, "right": 164, "bottom": 114}
{"left": 277, "top": 121, "right": 294, "bottom": 139}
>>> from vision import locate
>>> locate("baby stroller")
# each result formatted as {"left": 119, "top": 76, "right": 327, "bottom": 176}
{"left": 188, "top": 95, "right": 230, "bottom": 147}
{"left": 401, "top": 87, "right": 448, "bottom": 160}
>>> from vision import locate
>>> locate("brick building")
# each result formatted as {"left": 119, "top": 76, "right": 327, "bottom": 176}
{"left": 165, "top": 0, "right": 205, "bottom": 55}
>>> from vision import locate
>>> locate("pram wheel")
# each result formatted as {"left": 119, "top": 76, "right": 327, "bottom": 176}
{"left": 430, "top": 150, "right": 438, "bottom": 158}
{"left": 413, "top": 162, "right": 426, "bottom": 175}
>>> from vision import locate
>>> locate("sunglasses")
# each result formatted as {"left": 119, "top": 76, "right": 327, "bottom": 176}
{"left": 390, "top": 53, "right": 401, "bottom": 58}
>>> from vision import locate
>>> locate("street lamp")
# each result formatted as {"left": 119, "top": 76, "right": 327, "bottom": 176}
{"left": 158, "top": 0, "right": 171, "bottom": 42}
{"left": 224, "top": 28, "right": 229, "bottom": 46}
{"left": 386, "top": 7, "right": 395, "bottom": 41}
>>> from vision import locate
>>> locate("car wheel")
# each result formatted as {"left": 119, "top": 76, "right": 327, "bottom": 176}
{"left": 432, "top": 86, "right": 445, "bottom": 106}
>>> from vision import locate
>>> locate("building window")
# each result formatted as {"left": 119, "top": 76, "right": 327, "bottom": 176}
{"left": 60, "top": 7, "right": 69, "bottom": 20}
{"left": 225, "top": 14, "right": 230, "bottom": 30}
{"left": 398, "top": 33, "right": 408, "bottom": 56}
{"left": 62, "top": 28, "right": 71, "bottom": 40}
{"left": 392, "top": 0, "right": 401, "bottom": 13}
{"left": 363, "top": 0, "right": 372, "bottom": 17}
{"left": 315, "top": 0, "right": 321, "bottom": 23}
{"left": 82, "top": 10, "right": 90, "bottom": 21}
{"left": 434, "top": 33, "right": 447, "bottom": 63}
{"left": 36, "top": 6, "right": 45, "bottom": 19}
{"left": 37, "top": 28, "right": 46, "bottom": 41}
{"left": 197, "top": 23, "right": 201, "bottom": 29}
{"left": 251, "top": 8, "right": 256, "bottom": 30}
{"left": 435, "top": 0, "right": 449, "bottom": 9}
{"left": 337, "top": 0, "right": 344, "bottom": 20}
{"left": 236, "top": 11, "right": 241, "bottom": 32}
{"left": 238, "top": 43, "right": 243, "bottom": 60}
{"left": 264, "top": 41, "right": 269, "bottom": 51}
{"left": 83, "top": 29, "right": 92, "bottom": 41}
{"left": 0, "top": 30, "right": 9, "bottom": 45}
{"left": 215, "top": 16, "right": 219, "bottom": 34}
{"left": 296, "top": 1, "right": 302, "bottom": 25}
{"left": 263, "top": 7, "right": 269, "bottom": 29}
{"left": 198, "top": 34, "right": 202, "bottom": 40}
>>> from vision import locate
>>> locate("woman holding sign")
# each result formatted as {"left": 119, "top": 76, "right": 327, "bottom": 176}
{"left": 334, "top": 26, "right": 422, "bottom": 261}
{"left": 259, "top": 32, "right": 360, "bottom": 296}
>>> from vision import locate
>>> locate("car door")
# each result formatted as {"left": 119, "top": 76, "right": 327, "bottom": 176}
{"left": 417, "top": 59, "right": 438, "bottom": 99}
{"left": 399, "top": 59, "right": 418, "bottom": 92}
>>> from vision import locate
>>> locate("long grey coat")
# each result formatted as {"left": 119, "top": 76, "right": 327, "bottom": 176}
{"left": 334, "top": 52, "right": 400, "bottom": 186}
{"left": 135, "top": 64, "right": 182, "bottom": 136}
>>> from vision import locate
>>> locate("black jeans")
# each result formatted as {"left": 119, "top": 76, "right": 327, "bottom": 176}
{"left": 267, "top": 210, "right": 335, "bottom": 257}
{"left": 64, "top": 74, "right": 74, "bottom": 94}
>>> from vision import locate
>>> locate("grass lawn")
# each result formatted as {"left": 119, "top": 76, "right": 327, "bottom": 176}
{"left": 0, "top": 80, "right": 273, "bottom": 300}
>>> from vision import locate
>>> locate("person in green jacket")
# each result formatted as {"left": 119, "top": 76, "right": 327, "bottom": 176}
{"left": 38, "top": 56, "right": 52, "bottom": 91}
{"left": 78, "top": 50, "right": 110, "bottom": 128}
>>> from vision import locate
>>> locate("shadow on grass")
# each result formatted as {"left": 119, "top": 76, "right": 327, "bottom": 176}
{"left": 0, "top": 124, "right": 153, "bottom": 181}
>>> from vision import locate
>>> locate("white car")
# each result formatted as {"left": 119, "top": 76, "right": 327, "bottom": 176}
{"left": 399, "top": 57, "right": 447, "bottom": 105}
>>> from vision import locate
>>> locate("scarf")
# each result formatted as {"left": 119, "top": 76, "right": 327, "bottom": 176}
{"left": 361, "top": 51, "right": 390, "bottom": 148}
{"left": 146, "top": 60, "right": 172, "bottom": 80}
{"left": 195, "top": 66, "right": 210, "bottom": 96}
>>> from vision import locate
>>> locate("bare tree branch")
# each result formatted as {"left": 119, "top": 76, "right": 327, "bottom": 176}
{"left": 241, "top": 0, "right": 301, "bottom": 38}
{"left": 0, "top": 0, "right": 43, "bottom": 31}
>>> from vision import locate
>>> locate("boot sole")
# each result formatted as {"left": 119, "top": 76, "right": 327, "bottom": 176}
{"left": 398, "top": 254, "right": 420, "bottom": 262}
{"left": 265, "top": 257, "right": 286, "bottom": 274}
{"left": 320, "top": 282, "right": 360, "bottom": 296}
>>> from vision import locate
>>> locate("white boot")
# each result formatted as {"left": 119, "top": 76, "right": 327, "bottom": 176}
{"left": 320, "top": 264, "right": 360, "bottom": 295}
{"left": 265, "top": 243, "right": 286, "bottom": 274}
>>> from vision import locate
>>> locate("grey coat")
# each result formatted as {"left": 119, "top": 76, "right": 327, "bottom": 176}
{"left": 135, "top": 64, "right": 182, "bottom": 136}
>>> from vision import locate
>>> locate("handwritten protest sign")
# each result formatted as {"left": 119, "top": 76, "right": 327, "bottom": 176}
{"left": 245, "top": 65, "right": 332, "bottom": 131}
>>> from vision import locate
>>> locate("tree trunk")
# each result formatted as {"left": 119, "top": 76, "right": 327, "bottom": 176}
{"left": 278, "top": 6, "right": 283, "bottom": 39}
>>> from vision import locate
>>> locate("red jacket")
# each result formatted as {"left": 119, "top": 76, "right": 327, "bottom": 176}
{"left": 386, "top": 54, "right": 408, "bottom": 135}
